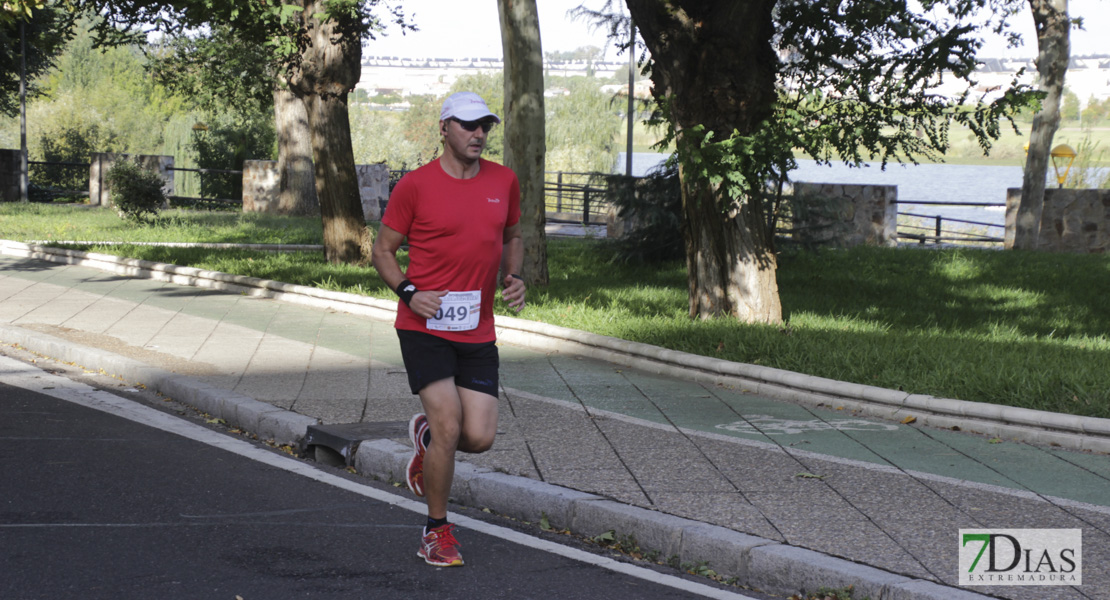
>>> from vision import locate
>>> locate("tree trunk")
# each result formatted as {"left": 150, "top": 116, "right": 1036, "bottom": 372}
{"left": 497, "top": 0, "right": 548, "bottom": 285}
{"left": 273, "top": 84, "right": 319, "bottom": 216}
{"left": 303, "top": 92, "right": 369, "bottom": 263}
{"left": 680, "top": 157, "right": 781, "bottom": 322}
{"left": 286, "top": 0, "right": 371, "bottom": 264}
{"left": 1012, "top": 0, "right": 1069, "bottom": 250}
{"left": 626, "top": 0, "right": 782, "bottom": 323}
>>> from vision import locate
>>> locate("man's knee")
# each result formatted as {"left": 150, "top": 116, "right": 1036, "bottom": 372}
{"left": 428, "top": 417, "right": 462, "bottom": 449}
{"left": 461, "top": 432, "right": 495, "bottom": 454}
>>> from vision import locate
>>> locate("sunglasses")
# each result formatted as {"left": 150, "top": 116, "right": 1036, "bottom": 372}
{"left": 451, "top": 118, "right": 495, "bottom": 133}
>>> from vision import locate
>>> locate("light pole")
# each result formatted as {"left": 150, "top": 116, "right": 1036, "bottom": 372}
{"left": 625, "top": 19, "right": 634, "bottom": 177}
{"left": 20, "top": 17, "right": 29, "bottom": 203}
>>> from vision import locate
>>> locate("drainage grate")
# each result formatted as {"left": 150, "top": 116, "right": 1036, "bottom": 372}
{"left": 301, "top": 421, "right": 407, "bottom": 467}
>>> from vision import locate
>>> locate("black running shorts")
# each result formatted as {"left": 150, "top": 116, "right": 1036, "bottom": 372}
{"left": 396, "top": 329, "right": 500, "bottom": 397}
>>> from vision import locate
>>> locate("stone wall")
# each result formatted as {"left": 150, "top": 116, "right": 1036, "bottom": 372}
{"left": 1005, "top": 188, "right": 1110, "bottom": 253}
{"left": 241, "top": 161, "right": 390, "bottom": 221}
{"left": 242, "top": 160, "right": 280, "bottom": 213}
{"left": 792, "top": 183, "right": 898, "bottom": 248}
{"left": 0, "top": 149, "right": 20, "bottom": 202}
{"left": 89, "top": 153, "right": 174, "bottom": 207}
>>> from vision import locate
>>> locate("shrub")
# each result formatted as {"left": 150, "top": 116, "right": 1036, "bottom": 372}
{"left": 105, "top": 159, "right": 166, "bottom": 222}
{"left": 189, "top": 110, "right": 275, "bottom": 200}
{"left": 33, "top": 124, "right": 102, "bottom": 193}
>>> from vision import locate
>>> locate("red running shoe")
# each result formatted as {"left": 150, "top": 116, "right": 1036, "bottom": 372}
{"left": 418, "top": 523, "right": 464, "bottom": 567}
{"left": 406, "top": 413, "right": 429, "bottom": 497}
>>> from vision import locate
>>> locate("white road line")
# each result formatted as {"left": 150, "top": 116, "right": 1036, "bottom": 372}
{"left": 0, "top": 355, "right": 758, "bottom": 600}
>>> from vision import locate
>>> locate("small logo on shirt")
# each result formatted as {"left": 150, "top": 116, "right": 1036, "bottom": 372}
{"left": 487, "top": 197, "right": 501, "bottom": 203}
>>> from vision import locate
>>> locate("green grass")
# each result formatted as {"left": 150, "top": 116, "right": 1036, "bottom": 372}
{"left": 0, "top": 203, "right": 322, "bottom": 245}
{"left": 2, "top": 204, "right": 1108, "bottom": 419}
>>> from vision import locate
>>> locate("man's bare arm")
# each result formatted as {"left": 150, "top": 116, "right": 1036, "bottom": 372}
{"left": 370, "top": 224, "right": 446, "bottom": 319}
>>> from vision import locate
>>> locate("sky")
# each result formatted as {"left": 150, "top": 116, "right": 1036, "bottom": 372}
{"left": 365, "top": 0, "right": 1108, "bottom": 61}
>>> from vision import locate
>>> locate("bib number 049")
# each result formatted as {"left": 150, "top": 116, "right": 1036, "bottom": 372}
{"left": 426, "top": 290, "right": 481, "bottom": 332}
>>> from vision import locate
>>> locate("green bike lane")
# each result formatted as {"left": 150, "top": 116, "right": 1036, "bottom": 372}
{"left": 496, "top": 347, "right": 1110, "bottom": 511}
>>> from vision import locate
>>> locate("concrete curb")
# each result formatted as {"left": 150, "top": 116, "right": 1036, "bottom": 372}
{"left": 0, "top": 322, "right": 992, "bottom": 600}
{"left": 351, "top": 438, "right": 990, "bottom": 600}
{"left": 4, "top": 238, "right": 1108, "bottom": 453}
{"left": 0, "top": 241, "right": 398, "bottom": 323}
{"left": 0, "top": 323, "right": 318, "bottom": 446}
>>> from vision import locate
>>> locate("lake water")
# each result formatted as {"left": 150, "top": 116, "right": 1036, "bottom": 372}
{"left": 617, "top": 152, "right": 1030, "bottom": 230}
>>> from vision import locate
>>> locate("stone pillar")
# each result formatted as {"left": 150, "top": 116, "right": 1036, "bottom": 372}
{"left": 792, "top": 182, "right": 898, "bottom": 248}
{"left": 89, "top": 153, "right": 174, "bottom": 207}
{"left": 356, "top": 163, "right": 390, "bottom": 221}
{"left": 242, "top": 160, "right": 280, "bottom": 213}
{"left": 1005, "top": 188, "right": 1110, "bottom": 253}
{"left": 0, "top": 149, "right": 20, "bottom": 202}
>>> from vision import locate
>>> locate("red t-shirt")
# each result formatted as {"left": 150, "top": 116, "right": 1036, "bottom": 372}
{"left": 382, "top": 158, "right": 521, "bottom": 343}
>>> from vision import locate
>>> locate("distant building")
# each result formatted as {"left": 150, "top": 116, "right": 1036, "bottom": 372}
{"left": 357, "top": 56, "right": 623, "bottom": 98}
{"left": 357, "top": 55, "right": 1110, "bottom": 109}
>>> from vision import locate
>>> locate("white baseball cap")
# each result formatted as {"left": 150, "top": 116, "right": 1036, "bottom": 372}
{"left": 440, "top": 91, "right": 501, "bottom": 123}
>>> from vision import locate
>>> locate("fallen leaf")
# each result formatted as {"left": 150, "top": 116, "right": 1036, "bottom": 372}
{"left": 593, "top": 530, "right": 615, "bottom": 544}
{"left": 901, "top": 415, "right": 917, "bottom": 424}
{"left": 988, "top": 437, "right": 1002, "bottom": 444}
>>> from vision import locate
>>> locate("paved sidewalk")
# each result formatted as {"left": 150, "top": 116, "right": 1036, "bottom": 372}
{"left": 1, "top": 248, "right": 1107, "bottom": 600}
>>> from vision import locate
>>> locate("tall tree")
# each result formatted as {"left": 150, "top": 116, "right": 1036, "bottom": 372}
{"left": 498, "top": 0, "right": 548, "bottom": 286}
{"left": 605, "top": 0, "right": 1033, "bottom": 323}
{"left": 1011, "top": 0, "right": 1070, "bottom": 250}
{"left": 625, "top": 0, "right": 780, "bottom": 322}
{"left": 283, "top": 0, "right": 370, "bottom": 261}
{"left": 84, "top": 0, "right": 410, "bottom": 263}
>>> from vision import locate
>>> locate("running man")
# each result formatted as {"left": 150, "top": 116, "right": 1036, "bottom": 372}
{"left": 370, "top": 91, "right": 525, "bottom": 567}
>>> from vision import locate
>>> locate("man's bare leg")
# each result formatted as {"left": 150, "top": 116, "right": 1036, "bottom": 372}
{"left": 418, "top": 378, "right": 499, "bottom": 519}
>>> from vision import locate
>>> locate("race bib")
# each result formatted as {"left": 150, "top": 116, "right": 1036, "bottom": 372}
{"left": 426, "top": 290, "right": 481, "bottom": 332}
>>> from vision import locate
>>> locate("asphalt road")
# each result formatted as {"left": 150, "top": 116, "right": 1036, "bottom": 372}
{"left": 0, "top": 354, "right": 764, "bottom": 600}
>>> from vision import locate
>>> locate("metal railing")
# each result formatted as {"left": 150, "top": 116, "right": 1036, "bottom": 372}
{"left": 543, "top": 175, "right": 608, "bottom": 227}
{"left": 894, "top": 200, "right": 1006, "bottom": 246}
{"left": 544, "top": 171, "right": 609, "bottom": 225}
{"left": 27, "top": 160, "right": 90, "bottom": 200}
{"left": 167, "top": 166, "right": 242, "bottom": 206}
{"left": 21, "top": 161, "right": 244, "bottom": 206}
